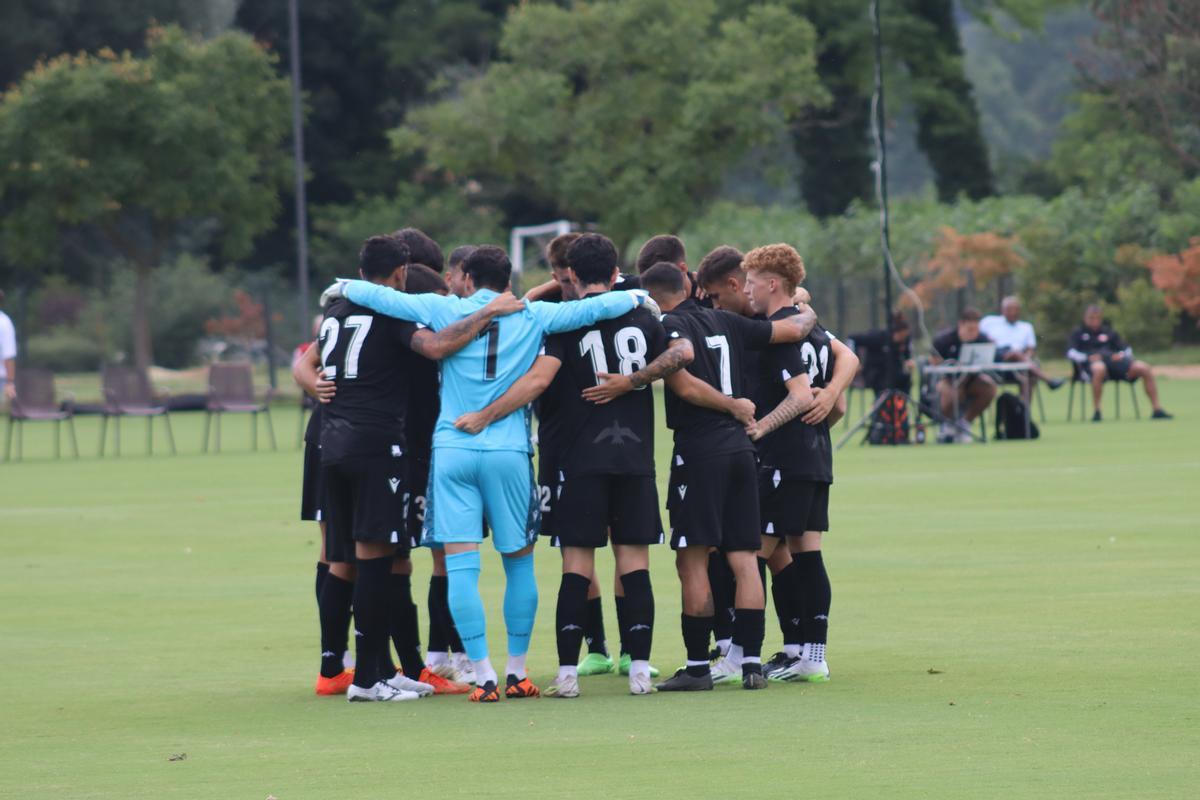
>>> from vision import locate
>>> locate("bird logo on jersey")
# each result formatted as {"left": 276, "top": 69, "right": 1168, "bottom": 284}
{"left": 593, "top": 420, "right": 641, "bottom": 445}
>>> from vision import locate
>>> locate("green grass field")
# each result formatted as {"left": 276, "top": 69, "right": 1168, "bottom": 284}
{"left": 2, "top": 380, "right": 1198, "bottom": 799}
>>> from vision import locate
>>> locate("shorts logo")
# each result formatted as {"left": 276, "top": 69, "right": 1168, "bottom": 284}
{"left": 391, "top": 530, "right": 399, "bottom": 543}
{"left": 772, "top": 470, "right": 782, "bottom": 488}
{"left": 675, "top": 455, "right": 685, "bottom": 466}
{"left": 391, "top": 445, "right": 403, "bottom": 457}
{"left": 561, "top": 624, "right": 582, "bottom": 632}
{"left": 677, "top": 484, "right": 687, "bottom": 500}
{"left": 814, "top": 614, "right": 829, "bottom": 621}
{"left": 630, "top": 624, "right": 651, "bottom": 632}
{"left": 765, "top": 522, "right": 775, "bottom": 534}
{"left": 388, "top": 477, "right": 401, "bottom": 494}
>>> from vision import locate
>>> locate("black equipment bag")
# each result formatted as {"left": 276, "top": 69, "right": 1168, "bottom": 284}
{"left": 995, "top": 393, "right": 1039, "bottom": 440}
{"left": 869, "top": 393, "right": 909, "bottom": 445}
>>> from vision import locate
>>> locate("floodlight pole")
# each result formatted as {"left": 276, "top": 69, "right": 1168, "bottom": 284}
{"left": 288, "top": 0, "right": 310, "bottom": 343}
{"left": 872, "top": 0, "right": 894, "bottom": 320}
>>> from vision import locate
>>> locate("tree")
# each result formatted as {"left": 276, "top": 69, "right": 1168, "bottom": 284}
{"left": 0, "top": 25, "right": 292, "bottom": 370}
{"left": 401, "top": 0, "right": 827, "bottom": 250}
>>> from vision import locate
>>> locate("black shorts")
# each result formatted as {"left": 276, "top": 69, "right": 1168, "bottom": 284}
{"left": 405, "top": 455, "right": 430, "bottom": 547}
{"left": 667, "top": 450, "right": 760, "bottom": 552}
{"left": 1103, "top": 356, "right": 1135, "bottom": 382}
{"left": 322, "top": 455, "right": 408, "bottom": 563}
{"left": 550, "top": 473, "right": 664, "bottom": 549}
{"left": 300, "top": 442, "right": 325, "bottom": 522}
{"left": 537, "top": 458, "right": 561, "bottom": 537}
{"left": 759, "top": 469, "right": 829, "bottom": 536}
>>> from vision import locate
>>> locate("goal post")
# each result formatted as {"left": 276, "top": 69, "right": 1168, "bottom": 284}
{"left": 508, "top": 220, "right": 576, "bottom": 289}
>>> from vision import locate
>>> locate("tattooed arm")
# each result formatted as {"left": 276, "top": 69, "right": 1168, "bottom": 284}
{"left": 408, "top": 292, "right": 526, "bottom": 360}
{"left": 748, "top": 373, "right": 813, "bottom": 441}
{"left": 579, "top": 338, "right": 695, "bottom": 405}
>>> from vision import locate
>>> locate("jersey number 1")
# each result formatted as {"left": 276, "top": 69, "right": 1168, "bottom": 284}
{"left": 479, "top": 321, "right": 500, "bottom": 381}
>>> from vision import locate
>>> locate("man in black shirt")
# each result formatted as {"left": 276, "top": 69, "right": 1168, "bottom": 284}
{"left": 1067, "top": 304, "right": 1171, "bottom": 421}
{"left": 930, "top": 307, "right": 998, "bottom": 442}
{"left": 849, "top": 313, "right": 914, "bottom": 396}
{"left": 315, "top": 236, "right": 524, "bottom": 702}
{"left": 633, "top": 262, "right": 816, "bottom": 691}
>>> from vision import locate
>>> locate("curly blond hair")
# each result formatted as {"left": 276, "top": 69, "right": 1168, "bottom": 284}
{"left": 742, "top": 243, "right": 806, "bottom": 293}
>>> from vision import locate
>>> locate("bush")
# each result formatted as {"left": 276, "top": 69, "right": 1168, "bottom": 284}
{"left": 24, "top": 327, "right": 106, "bottom": 372}
{"left": 1105, "top": 279, "right": 1175, "bottom": 353}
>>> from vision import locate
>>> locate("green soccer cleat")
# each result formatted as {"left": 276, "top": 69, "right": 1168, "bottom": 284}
{"left": 577, "top": 652, "right": 615, "bottom": 676}
{"left": 618, "top": 653, "right": 660, "bottom": 678}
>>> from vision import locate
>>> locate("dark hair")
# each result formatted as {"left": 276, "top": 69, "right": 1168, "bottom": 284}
{"left": 566, "top": 233, "right": 619, "bottom": 286}
{"left": 636, "top": 235, "right": 685, "bottom": 274}
{"left": 359, "top": 236, "right": 410, "bottom": 281}
{"left": 1084, "top": 303, "right": 1103, "bottom": 316}
{"left": 462, "top": 245, "right": 512, "bottom": 292}
{"left": 406, "top": 263, "right": 448, "bottom": 295}
{"left": 889, "top": 312, "right": 910, "bottom": 333}
{"left": 391, "top": 228, "right": 444, "bottom": 271}
{"left": 448, "top": 245, "right": 476, "bottom": 271}
{"left": 958, "top": 307, "right": 982, "bottom": 323}
{"left": 697, "top": 246, "right": 744, "bottom": 288}
{"left": 640, "top": 261, "right": 686, "bottom": 294}
{"left": 547, "top": 232, "right": 583, "bottom": 271}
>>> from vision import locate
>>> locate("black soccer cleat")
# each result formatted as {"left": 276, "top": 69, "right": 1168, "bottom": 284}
{"left": 743, "top": 671, "right": 768, "bottom": 690}
{"left": 761, "top": 651, "right": 794, "bottom": 679}
{"left": 1152, "top": 409, "right": 1173, "bottom": 420}
{"left": 1092, "top": 410, "right": 1102, "bottom": 423}
{"left": 655, "top": 668, "right": 713, "bottom": 692}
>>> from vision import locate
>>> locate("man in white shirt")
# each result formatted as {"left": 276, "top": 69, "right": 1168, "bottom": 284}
{"left": 0, "top": 290, "right": 17, "bottom": 404}
{"left": 980, "top": 296, "right": 1063, "bottom": 403}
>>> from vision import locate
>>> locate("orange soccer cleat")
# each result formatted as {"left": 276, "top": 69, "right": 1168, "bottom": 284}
{"left": 469, "top": 680, "right": 501, "bottom": 703}
{"left": 315, "top": 669, "right": 355, "bottom": 696}
{"left": 419, "top": 668, "right": 471, "bottom": 695}
{"left": 504, "top": 674, "right": 541, "bottom": 699}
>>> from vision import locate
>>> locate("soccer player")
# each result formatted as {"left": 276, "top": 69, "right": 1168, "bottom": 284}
{"left": 445, "top": 245, "right": 476, "bottom": 298}
{"left": 626, "top": 263, "right": 815, "bottom": 691}
{"left": 319, "top": 236, "right": 524, "bottom": 702}
{"left": 1067, "top": 304, "right": 1172, "bottom": 421}
{"left": 454, "top": 234, "right": 691, "bottom": 696}
{"left": 740, "top": 245, "right": 858, "bottom": 683}
{"left": 319, "top": 245, "right": 660, "bottom": 702}
{"left": 630, "top": 235, "right": 711, "bottom": 308}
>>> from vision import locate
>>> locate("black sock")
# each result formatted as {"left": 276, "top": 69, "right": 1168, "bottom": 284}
{"left": 708, "top": 551, "right": 735, "bottom": 643}
{"left": 733, "top": 607, "right": 765, "bottom": 676}
{"left": 318, "top": 572, "right": 354, "bottom": 678}
{"left": 793, "top": 550, "right": 831, "bottom": 645}
{"left": 315, "top": 561, "right": 329, "bottom": 606}
{"left": 351, "top": 556, "right": 392, "bottom": 689}
{"left": 614, "top": 594, "right": 629, "bottom": 657}
{"left": 427, "top": 575, "right": 449, "bottom": 653}
{"left": 682, "top": 614, "right": 713, "bottom": 676}
{"left": 583, "top": 596, "right": 609, "bottom": 656}
{"left": 619, "top": 570, "right": 654, "bottom": 662}
{"left": 771, "top": 562, "right": 800, "bottom": 645}
{"left": 390, "top": 572, "right": 424, "bottom": 677}
{"left": 555, "top": 572, "right": 591, "bottom": 666}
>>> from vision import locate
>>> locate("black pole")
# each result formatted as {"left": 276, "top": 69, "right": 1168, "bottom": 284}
{"left": 872, "top": 0, "right": 894, "bottom": 322}
{"left": 288, "top": 0, "right": 310, "bottom": 344}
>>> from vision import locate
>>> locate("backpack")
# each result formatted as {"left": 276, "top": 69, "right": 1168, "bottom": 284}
{"left": 868, "top": 393, "right": 909, "bottom": 445}
{"left": 995, "top": 393, "right": 1039, "bottom": 440}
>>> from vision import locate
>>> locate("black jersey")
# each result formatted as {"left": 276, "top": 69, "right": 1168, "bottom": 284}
{"left": 756, "top": 309, "right": 836, "bottom": 483}
{"left": 406, "top": 349, "right": 440, "bottom": 461}
{"left": 932, "top": 327, "right": 991, "bottom": 361}
{"left": 661, "top": 299, "right": 773, "bottom": 458}
{"left": 541, "top": 299, "right": 667, "bottom": 476}
{"left": 318, "top": 297, "right": 419, "bottom": 464}
{"left": 1067, "top": 323, "right": 1129, "bottom": 360}
{"left": 617, "top": 272, "right": 712, "bottom": 308}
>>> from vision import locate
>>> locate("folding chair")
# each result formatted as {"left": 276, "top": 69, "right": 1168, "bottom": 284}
{"left": 1066, "top": 363, "right": 1141, "bottom": 421}
{"left": 203, "top": 363, "right": 277, "bottom": 452}
{"left": 4, "top": 368, "right": 79, "bottom": 461}
{"left": 99, "top": 366, "right": 176, "bottom": 457}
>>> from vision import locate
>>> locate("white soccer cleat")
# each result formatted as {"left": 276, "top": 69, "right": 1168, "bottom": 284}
{"left": 386, "top": 673, "right": 434, "bottom": 697}
{"left": 546, "top": 672, "right": 581, "bottom": 699}
{"left": 451, "top": 652, "right": 476, "bottom": 685}
{"left": 347, "top": 681, "right": 421, "bottom": 702}
{"left": 774, "top": 643, "right": 830, "bottom": 683}
{"left": 628, "top": 670, "right": 654, "bottom": 695}
{"left": 709, "top": 655, "right": 741, "bottom": 685}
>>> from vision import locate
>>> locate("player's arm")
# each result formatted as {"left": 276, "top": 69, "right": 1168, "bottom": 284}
{"left": 768, "top": 305, "right": 818, "bottom": 344}
{"left": 664, "top": 369, "right": 755, "bottom": 426}
{"left": 1066, "top": 328, "right": 1090, "bottom": 364}
{"left": 409, "top": 292, "right": 526, "bottom": 360}
{"left": 748, "top": 373, "right": 813, "bottom": 441}
{"left": 328, "top": 279, "right": 446, "bottom": 327}
{"left": 581, "top": 338, "right": 694, "bottom": 405}
{"left": 455, "top": 354, "right": 563, "bottom": 435}
{"left": 803, "top": 337, "right": 859, "bottom": 425}
{"left": 531, "top": 290, "right": 655, "bottom": 335}
{"left": 523, "top": 279, "right": 563, "bottom": 303}
{"left": 292, "top": 339, "right": 336, "bottom": 403}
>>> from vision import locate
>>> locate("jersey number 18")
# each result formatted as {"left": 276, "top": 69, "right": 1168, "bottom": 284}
{"left": 579, "top": 327, "right": 649, "bottom": 385}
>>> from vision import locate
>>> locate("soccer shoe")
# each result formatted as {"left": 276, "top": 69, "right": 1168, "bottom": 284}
{"left": 655, "top": 668, "right": 713, "bottom": 692}
{"left": 709, "top": 656, "right": 741, "bottom": 685}
{"left": 426, "top": 659, "right": 457, "bottom": 680}
{"left": 628, "top": 671, "right": 655, "bottom": 696}
{"left": 618, "top": 653, "right": 660, "bottom": 678}
{"left": 505, "top": 674, "right": 542, "bottom": 699}
{"left": 419, "top": 668, "right": 471, "bottom": 695}
{"left": 546, "top": 673, "right": 580, "bottom": 699}
{"left": 450, "top": 652, "right": 476, "bottom": 684}
{"left": 469, "top": 680, "right": 501, "bottom": 703}
{"left": 773, "top": 658, "right": 830, "bottom": 683}
{"left": 577, "top": 652, "right": 615, "bottom": 676}
{"left": 1152, "top": 409, "right": 1173, "bottom": 420}
{"left": 762, "top": 652, "right": 798, "bottom": 680}
{"left": 385, "top": 673, "right": 434, "bottom": 698}
{"left": 742, "top": 671, "right": 768, "bottom": 690}
{"left": 1092, "top": 410, "right": 1102, "bottom": 423}
{"left": 314, "top": 669, "right": 355, "bottom": 696}
{"left": 347, "top": 681, "right": 420, "bottom": 702}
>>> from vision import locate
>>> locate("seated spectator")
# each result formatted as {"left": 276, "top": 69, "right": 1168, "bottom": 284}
{"left": 1066, "top": 304, "right": 1172, "bottom": 422}
{"left": 930, "top": 307, "right": 997, "bottom": 442}
{"left": 980, "top": 296, "right": 1064, "bottom": 403}
{"left": 848, "top": 312, "right": 914, "bottom": 397}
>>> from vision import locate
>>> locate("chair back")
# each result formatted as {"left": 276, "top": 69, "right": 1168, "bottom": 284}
{"left": 208, "top": 363, "right": 256, "bottom": 405}
{"left": 102, "top": 365, "right": 154, "bottom": 408}
{"left": 13, "top": 368, "right": 59, "bottom": 415}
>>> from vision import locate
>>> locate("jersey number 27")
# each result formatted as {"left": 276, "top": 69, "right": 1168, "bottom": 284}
{"left": 320, "top": 315, "right": 373, "bottom": 380}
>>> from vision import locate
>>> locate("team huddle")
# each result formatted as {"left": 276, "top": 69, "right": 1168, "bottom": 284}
{"left": 294, "top": 227, "right": 858, "bottom": 703}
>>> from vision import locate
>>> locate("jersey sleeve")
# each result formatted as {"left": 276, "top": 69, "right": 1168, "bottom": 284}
{"left": 644, "top": 316, "right": 668, "bottom": 360}
{"left": 530, "top": 291, "right": 639, "bottom": 335}
{"left": 662, "top": 313, "right": 689, "bottom": 345}
{"left": 770, "top": 341, "right": 809, "bottom": 384}
{"left": 343, "top": 280, "right": 452, "bottom": 328}
{"left": 726, "top": 312, "right": 774, "bottom": 350}
{"left": 391, "top": 320, "right": 421, "bottom": 351}
{"left": 542, "top": 332, "right": 569, "bottom": 364}
{"left": 1066, "top": 327, "right": 1087, "bottom": 362}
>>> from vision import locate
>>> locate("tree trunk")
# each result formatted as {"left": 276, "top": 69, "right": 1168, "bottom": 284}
{"left": 132, "top": 258, "right": 154, "bottom": 372}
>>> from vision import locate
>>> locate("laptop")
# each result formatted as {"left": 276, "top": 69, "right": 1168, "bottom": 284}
{"left": 957, "top": 342, "right": 996, "bottom": 366}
